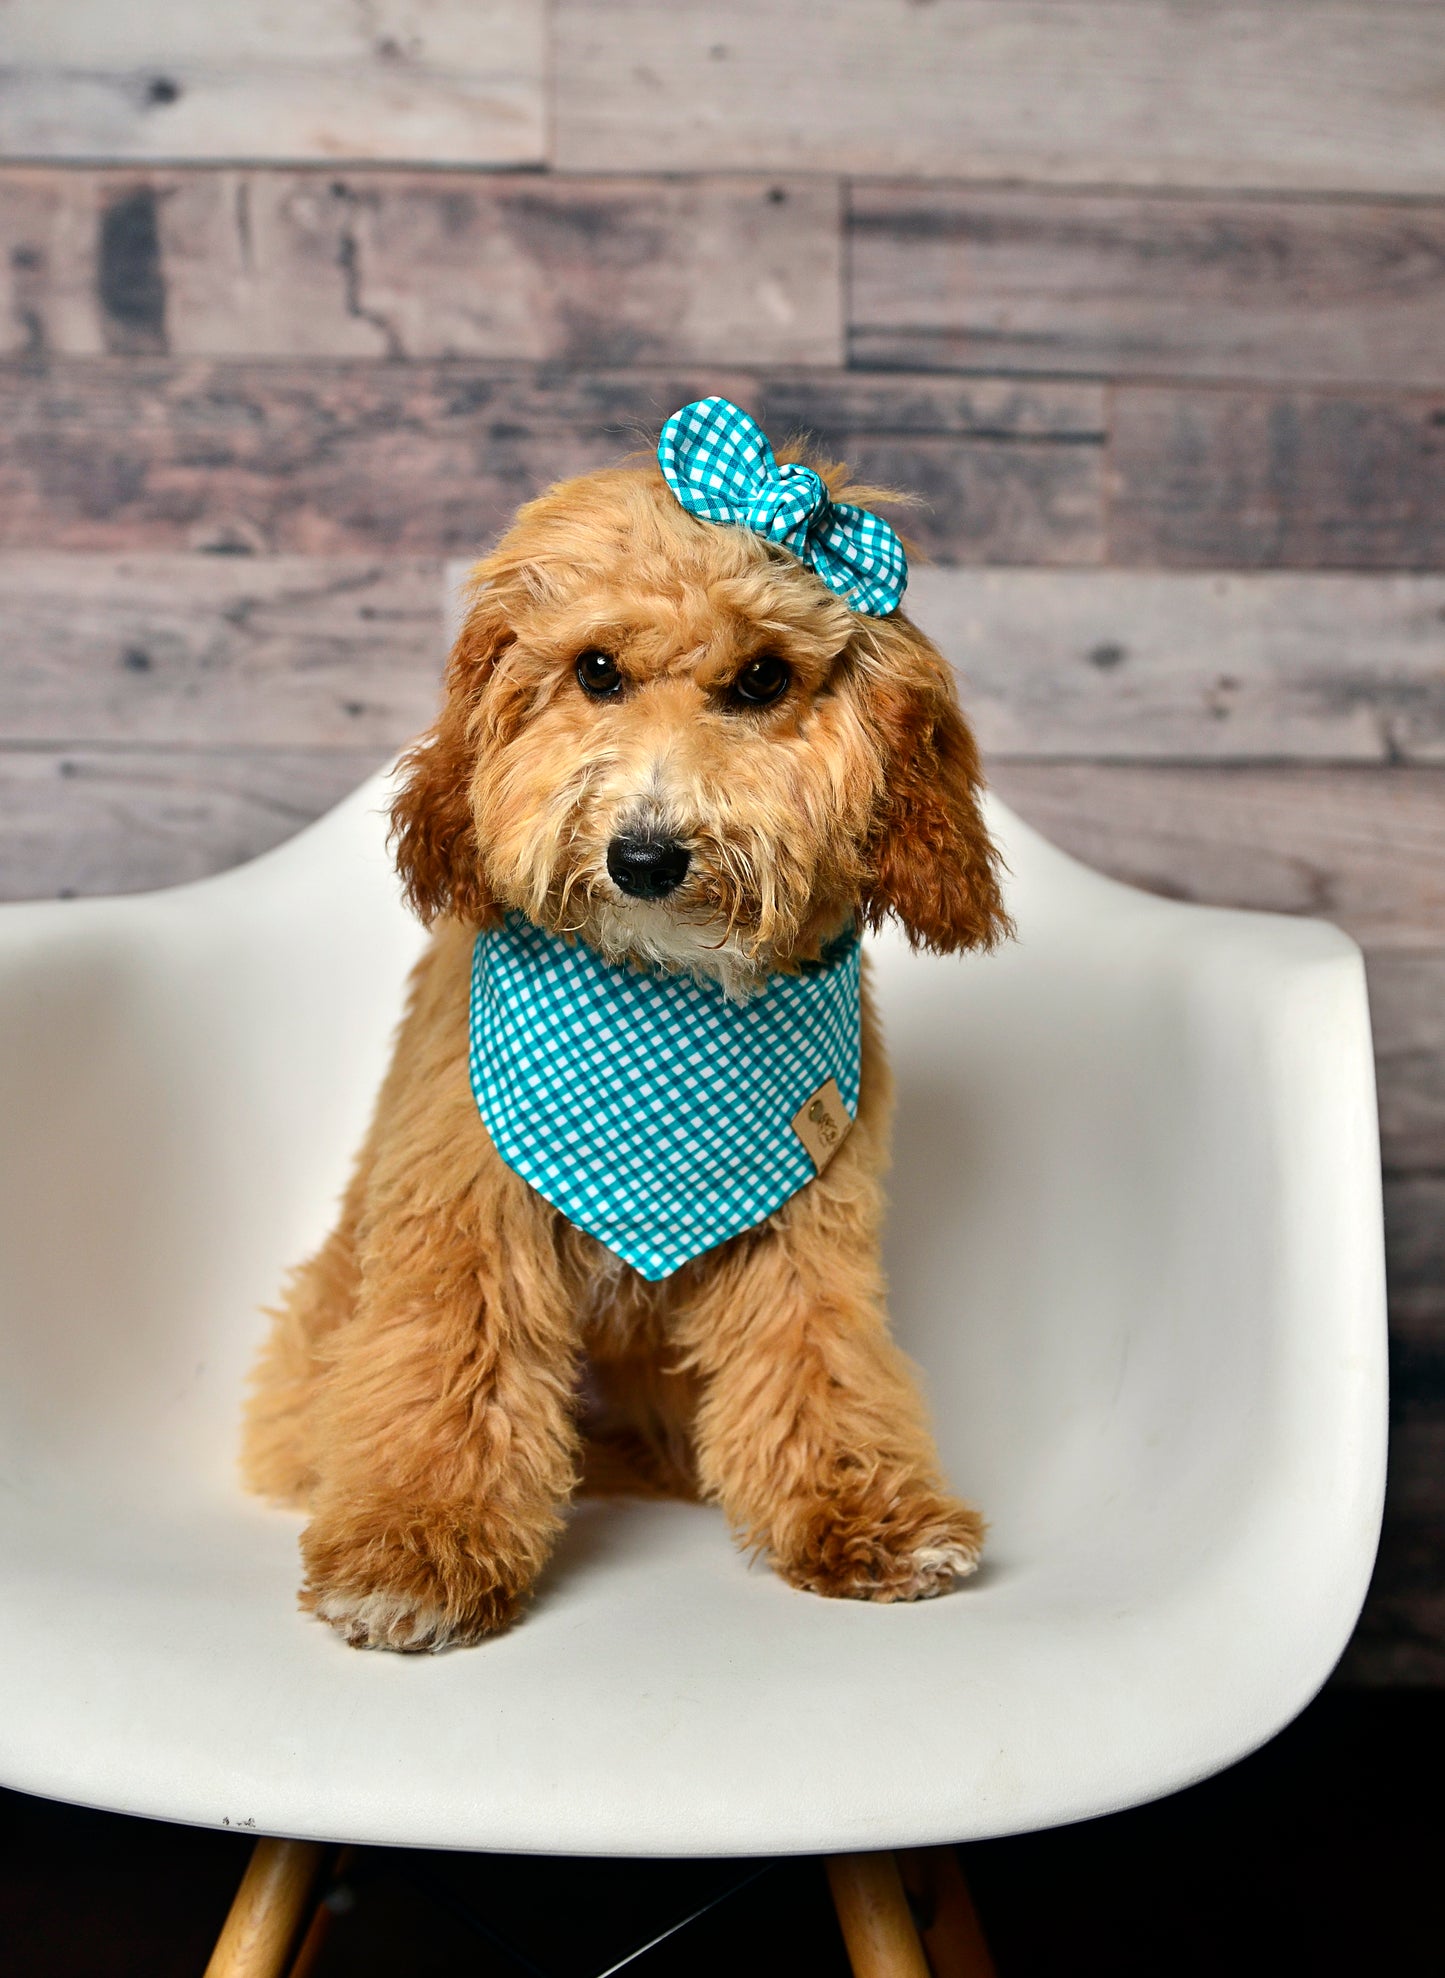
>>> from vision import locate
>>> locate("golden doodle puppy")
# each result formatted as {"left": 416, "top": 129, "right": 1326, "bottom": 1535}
{"left": 243, "top": 398, "right": 1009, "bottom": 1651}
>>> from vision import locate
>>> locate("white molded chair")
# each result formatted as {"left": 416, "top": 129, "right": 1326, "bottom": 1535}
{"left": 0, "top": 769, "right": 1386, "bottom": 1969}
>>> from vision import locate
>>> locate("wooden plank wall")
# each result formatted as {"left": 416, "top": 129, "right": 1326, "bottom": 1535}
{"left": 1, "top": 0, "right": 1441, "bottom": 1682}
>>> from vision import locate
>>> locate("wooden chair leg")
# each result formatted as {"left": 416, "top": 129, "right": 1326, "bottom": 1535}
{"left": 898, "top": 1846, "right": 998, "bottom": 1978}
{"left": 284, "top": 1848, "right": 355, "bottom": 1978}
{"left": 827, "top": 1851, "right": 932, "bottom": 1978}
{"left": 203, "top": 1837, "right": 331, "bottom": 1978}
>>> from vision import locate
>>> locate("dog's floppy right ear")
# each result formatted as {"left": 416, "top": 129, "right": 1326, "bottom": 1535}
{"left": 390, "top": 587, "right": 512, "bottom": 927}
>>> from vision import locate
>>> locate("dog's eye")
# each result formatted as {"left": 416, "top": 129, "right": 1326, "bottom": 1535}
{"left": 576, "top": 648, "right": 622, "bottom": 698}
{"left": 730, "top": 653, "right": 791, "bottom": 708}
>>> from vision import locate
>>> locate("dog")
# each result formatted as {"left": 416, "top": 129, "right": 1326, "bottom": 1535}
{"left": 241, "top": 399, "right": 1009, "bottom": 1651}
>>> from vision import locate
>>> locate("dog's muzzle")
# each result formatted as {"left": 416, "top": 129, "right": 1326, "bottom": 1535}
{"left": 607, "top": 834, "right": 691, "bottom": 902}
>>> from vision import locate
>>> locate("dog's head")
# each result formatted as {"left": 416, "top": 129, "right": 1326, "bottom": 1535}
{"left": 392, "top": 456, "right": 1009, "bottom": 991}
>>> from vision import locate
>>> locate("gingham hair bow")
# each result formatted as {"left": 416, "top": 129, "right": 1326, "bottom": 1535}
{"left": 657, "top": 397, "right": 907, "bottom": 617}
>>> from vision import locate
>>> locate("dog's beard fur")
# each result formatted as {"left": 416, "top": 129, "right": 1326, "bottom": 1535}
{"left": 480, "top": 743, "right": 868, "bottom": 999}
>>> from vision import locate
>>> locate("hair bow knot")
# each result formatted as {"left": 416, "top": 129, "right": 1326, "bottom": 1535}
{"left": 657, "top": 398, "right": 907, "bottom": 617}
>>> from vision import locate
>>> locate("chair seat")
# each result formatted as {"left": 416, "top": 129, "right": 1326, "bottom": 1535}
{"left": 0, "top": 770, "right": 1386, "bottom": 1855}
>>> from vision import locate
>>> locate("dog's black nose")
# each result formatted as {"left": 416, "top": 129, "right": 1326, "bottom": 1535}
{"left": 606, "top": 835, "right": 691, "bottom": 901}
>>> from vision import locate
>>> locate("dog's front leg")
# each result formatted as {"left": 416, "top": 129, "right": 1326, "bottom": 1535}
{"left": 677, "top": 1141, "right": 984, "bottom": 1602}
{"left": 298, "top": 1161, "right": 581, "bottom": 1652}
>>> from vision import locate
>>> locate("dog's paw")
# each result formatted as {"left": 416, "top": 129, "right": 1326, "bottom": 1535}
{"left": 309, "top": 1586, "right": 457, "bottom": 1653}
{"left": 773, "top": 1483, "right": 985, "bottom": 1603}
{"left": 299, "top": 1502, "right": 533, "bottom": 1653}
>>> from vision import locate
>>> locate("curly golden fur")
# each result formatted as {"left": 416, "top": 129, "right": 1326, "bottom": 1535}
{"left": 242, "top": 448, "right": 1010, "bottom": 1651}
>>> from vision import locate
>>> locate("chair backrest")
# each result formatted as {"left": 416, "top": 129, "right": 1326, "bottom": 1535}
{"left": 0, "top": 775, "right": 427, "bottom": 1505}
{"left": 0, "top": 769, "right": 1383, "bottom": 1588}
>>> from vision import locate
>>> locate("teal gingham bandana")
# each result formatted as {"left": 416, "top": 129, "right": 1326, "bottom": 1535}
{"left": 658, "top": 397, "right": 908, "bottom": 617}
{"left": 468, "top": 916, "right": 863, "bottom": 1280}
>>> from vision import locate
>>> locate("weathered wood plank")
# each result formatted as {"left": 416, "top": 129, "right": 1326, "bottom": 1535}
{"left": 554, "top": 1, "right": 1445, "bottom": 195}
{"left": 754, "top": 376, "right": 1109, "bottom": 565}
{"left": 757, "top": 374, "right": 1107, "bottom": 443}
{"left": 907, "top": 568, "right": 1445, "bottom": 765}
{"left": 990, "top": 764, "right": 1445, "bottom": 952}
{"left": 0, "top": 363, "right": 759, "bottom": 555}
{"left": 1386, "top": 1176, "right": 1445, "bottom": 1329}
{"left": 1372, "top": 957, "right": 1445, "bottom": 1173}
{"left": 9, "top": 360, "right": 1443, "bottom": 573}
{"left": 850, "top": 186, "right": 1445, "bottom": 390}
{"left": 30, "top": 552, "right": 1436, "bottom": 748}
{"left": 0, "top": 1, "right": 544, "bottom": 166}
{"left": 827, "top": 434, "right": 1104, "bottom": 568}
{"left": 1109, "top": 387, "right": 1445, "bottom": 571}
{"left": 0, "top": 555, "right": 445, "bottom": 748}
{"left": 0, "top": 363, "right": 1102, "bottom": 563}
{"left": 0, "top": 169, "right": 842, "bottom": 366}
{"left": 34, "top": 556, "right": 1442, "bottom": 769}
{"left": 0, "top": 747, "right": 386, "bottom": 900}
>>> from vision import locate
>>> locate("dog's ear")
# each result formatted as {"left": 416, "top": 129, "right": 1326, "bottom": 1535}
{"left": 856, "top": 615, "right": 1011, "bottom": 953}
{"left": 390, "top": 587, "right": 512, "bottom": 927}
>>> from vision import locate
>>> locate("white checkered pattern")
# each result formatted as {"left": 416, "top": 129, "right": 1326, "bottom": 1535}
{"left": 468, "top": 917, "right": 862, "bottom": 1281}
{"left": 657, "top": 396, "right": 908, "bottom": 617}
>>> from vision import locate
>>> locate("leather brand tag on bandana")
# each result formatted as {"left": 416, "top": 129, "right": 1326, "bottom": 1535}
{"left": 791, "top": 1076, "right": 852, "bottom": 1174}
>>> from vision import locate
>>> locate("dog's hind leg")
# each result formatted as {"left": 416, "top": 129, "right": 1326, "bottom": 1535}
{"left": 240, "top": 1165, "right": 368, "bottom": 1507}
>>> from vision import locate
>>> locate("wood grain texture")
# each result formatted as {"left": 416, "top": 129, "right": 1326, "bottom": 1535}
{"left": 201, "top": 1837, "right": 329, "bottom": 1978}
{"left": 0, "top": 555, "right": 444, "bottom": 748}
{"left": 1387, "top": 1177, "right": 1445, "bottom": 1327}
{"left": 832, "top": 433, "right": 1105, "bottom": 568}
{"left": 13, "top": 362, "right": 1435, "bottom": 573}
{"left": 0, "top": 363, "right": 757, "bottom": 555}
{"left": 0, "top": 747, "right": 386, "bottom": 900}
{"left": 757, "top": 374, "right": 1107, "bottom": 443}
{"left": 554, "top": 1, "right": 1445, "bottom": 194}
{"left": 990, "top": 763, "right": 1445, "bottom": 952}
{"left": 0, "top": 363, "right": 1104, "bottom": 564}
{"left": 1109, "top": 388, "right": 1445, "bottom": 571}
{"left": 851, "top": 186, "right": 1445, "bottom": 390}
{"left": 897, "top": 1847, "right": 999, "bottom": 1978}
{"left": 0, "top": 1, "right": 544, "bottom": 166}
{"left": 825, "top": 1855, "right": 931, "bottom": 1978}
{"left": 908, "top": 568, "right": 1445, "bottom": 765}
{"left": 32, "top": 552, "right": 1442, "bottom": 769}
{"left": 1371, "top": 957, "right": 1445, "bottom": 1172}
{"left": 0, "top": 169, "right": 842, "bottom": 366}
{"left": 753, "top": 376, "right": 1109, "bottom": 565}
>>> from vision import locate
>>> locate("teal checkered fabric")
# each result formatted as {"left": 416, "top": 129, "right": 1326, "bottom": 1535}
{"left": 468, "top": 916, "right": 863, "bottom": 1280}
{"left": 658, "top": 397, "right": 908, "bottom": 617}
